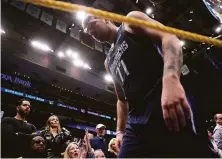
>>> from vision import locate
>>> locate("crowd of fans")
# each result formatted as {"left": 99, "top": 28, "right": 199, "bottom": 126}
{"left": 1, "top": 98, "right": 222, "bottom": 158}
{"left": 1, "top": 99, "right": 118, "bottom": 158}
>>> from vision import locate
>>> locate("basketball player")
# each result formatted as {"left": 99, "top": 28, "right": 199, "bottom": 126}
{"left": 82, "top": 11, "right": 214, "bottom": 157}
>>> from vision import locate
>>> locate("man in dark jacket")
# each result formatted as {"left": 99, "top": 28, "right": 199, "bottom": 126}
{"left": 90, "top": 124, "right": 108, "bottom": 155}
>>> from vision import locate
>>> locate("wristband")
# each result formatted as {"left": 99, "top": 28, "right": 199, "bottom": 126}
{"left": 116, "top": 131, "right": 124, "bottom": 135}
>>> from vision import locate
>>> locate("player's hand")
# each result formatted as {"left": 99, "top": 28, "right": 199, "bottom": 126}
{"left": 116, "top": 132, "right": 123, "bottom": 153}
{"left": 161, "top": 74, "right": 191, "bottom": 132}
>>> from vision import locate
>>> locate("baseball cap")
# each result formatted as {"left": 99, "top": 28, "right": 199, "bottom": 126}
{"left": 96, "top": 124, "right": 106, "bottom": 129}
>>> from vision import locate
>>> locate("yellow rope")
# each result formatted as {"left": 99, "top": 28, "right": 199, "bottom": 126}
{"left": 23, "top": 0, "right": 222, "bottom": 47}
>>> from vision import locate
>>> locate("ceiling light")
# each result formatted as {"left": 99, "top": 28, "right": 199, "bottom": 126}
{"left": 179, "top": 40, "right": 185, "bottom": 46}
{"left": 76, "top": 11, "right": 87, "bottom": 22}
{"left": 73, "top": 59, "right": 84, "bottom": 67}
{"left": 190, "top": 11, "right": 193, "bottom": 13}
{"left": 83, "top": 64, "right": 88, "bottom": 69}
{"left": 66, "top": 49, "right": 79, "bottom": 59}
{"left": 72, "top": 52, "right": 79, "bottom": 59}
{"left": 1, "top": 28, "right": 5, "bottom": 34}
{"left": 58, "top": 51, "right": 65, "bottom": 58}
{"left": 146, "top": 8, "right": 153, "bottom": 15}
{"left": 83, "top": 63, "right": 91, "bottom": 70}
{"left": 66, "top": 49, "right": 72, "bottom": 57}
{"left": 104, "top": 74, "right": 113, "bottom": 83}
{"left": 189, "top": 19, "right": 192, "bottom": 22}
{"left": 215, "top": 26, "right": 222, "bottom": 33}
{"left": 207, "top": 47, "right": 210, "bottom": 50}
{"left": 31, "top": 40, "right": 53, "bottom": 52}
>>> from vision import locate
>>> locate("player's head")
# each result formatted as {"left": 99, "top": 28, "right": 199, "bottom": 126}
{"left": 82, "top": 15, "right": 117, "bottom": 42}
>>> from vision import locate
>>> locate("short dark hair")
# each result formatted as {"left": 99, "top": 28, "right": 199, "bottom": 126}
{"left": 17, "top": 98, "right": 30, "bottom": 106}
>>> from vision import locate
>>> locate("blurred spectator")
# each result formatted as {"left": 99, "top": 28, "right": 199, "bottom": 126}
{"left": 1, "top": 99, "right": 36, "bottom": 158}
{"left": 90, "top": 124, "right": 108, "bottom": 155}
{"left": 213, "top": 113, "right": 222, "bottom": 150}
{"left": 82, "top": 129, "right": 94, "bottom": 158}
{"left": 208, "top": 130, "right": 222, "bottom": 157}
{"left": 87, "top": 132, "right": 94, "bottom": 140}
{"left": 64, "top": 142, "right": 80, "bottom": 158}
{"left": 94, "top": 149, "right": 106, "bottom": 159}
{"left": 40, "top": 115, "right": 72, "bottom": 158}
{"left": 107, "top": 138, "right": 119, "bottom": 158}
{"left": 23, "top": 135, "right": 46, "bottom": 158}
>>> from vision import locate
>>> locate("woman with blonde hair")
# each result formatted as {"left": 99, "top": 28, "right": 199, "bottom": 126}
{"left": 64, "top": 142, "right": 81, "bottom": 159}
{"left": 63, "top": 129, "right": 94, "bottom": 159}
{"left": 40, "top": 115, "right": 72, "bottom": 158}
{"left": 106, "top": 138, "right": 119, "bottom": 158}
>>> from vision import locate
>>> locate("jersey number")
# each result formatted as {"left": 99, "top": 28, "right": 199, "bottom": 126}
{"left": 116, "top": 60, "right": 130, "bottom": 83}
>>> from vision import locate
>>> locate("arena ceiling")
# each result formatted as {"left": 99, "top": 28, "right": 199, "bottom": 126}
{"left": 1, "top": 0, "right": 221, "bottom": 105}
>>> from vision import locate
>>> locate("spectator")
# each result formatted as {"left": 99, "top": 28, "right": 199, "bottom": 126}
{"left": 90, "top": 124, "right": 108, "bottom": 155}
{"left": 94, "top": 149, "right": 106, "bottom": 159}
{"left": 23, "top": 135, "right": 46, "bottom": 158}
{"left": 40, "top": 115, "right": 72, "bottom": 158}
{"left": 1, "top": 98, "right": 36, "bottom": 158}
{"left": 213, "top": 113, "right": 222, "bottom": 150}
{"left": 107, "top": 138, "right": 119, "bottom": 158}
{"left": 64, "top": 142, "right": 80, "bottom": 158}
{"left": 87, "top": 132, "right": 94, "bottom": 140}
{"left": 208, "top": 130, "right": 222, "bottom": 157}
{"left": 82, "top": 129, "right": 94, "bottom": 158}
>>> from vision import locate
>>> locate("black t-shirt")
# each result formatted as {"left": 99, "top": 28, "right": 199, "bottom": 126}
{"left": 1, "top": 117, "right": 36, "bottom": 158}
{"left": 106, "top": 25, "right": 163, "bottom": 125}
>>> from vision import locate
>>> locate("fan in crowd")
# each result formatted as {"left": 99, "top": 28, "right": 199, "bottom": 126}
{"left": 90, "top": 124, "right": 108, "bottom": 156}
{"left": 64, "top": 142, "right": 81, "bottom": 158}
{"left": 39, "top": 115, "right": 73, "bottom": 158}
{"left": 1, "top": 99, "right": 36, "bottom": 158}
{"left": 213, "top": 113, "right": 222, "bottom": 150}
{"left": 106, "top": 138, "right": 119, "bottom": 158}
{"left": 94, "top": 149, "right": 106, "bottom": 159}
{"left": 23, "top": 135, "right": 47, "bottom": 158}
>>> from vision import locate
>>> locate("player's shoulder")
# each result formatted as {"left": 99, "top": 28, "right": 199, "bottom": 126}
{"left": 124, "top": 11, "right": 152, "bottom": 33}
{"left": 126, "top": 11, "right": 147, "bottom": 19}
